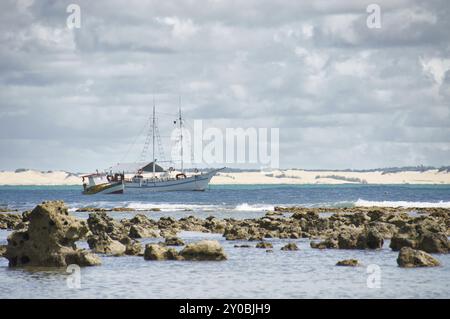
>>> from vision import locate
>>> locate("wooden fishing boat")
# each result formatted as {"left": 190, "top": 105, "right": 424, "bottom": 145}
{"left": 81, "top": 173, "right": 124, "bottom": 195}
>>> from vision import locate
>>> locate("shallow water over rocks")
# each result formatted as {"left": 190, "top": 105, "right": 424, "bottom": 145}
{"left": 1, "top": 184, "right": 449, "bottom": 298}
{"left": 1, "top": 229, "right": 449, "bottom": 298}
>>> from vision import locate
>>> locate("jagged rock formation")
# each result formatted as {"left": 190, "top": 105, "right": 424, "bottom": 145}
{"left": 143, "top": 240, "right": 227, "bottom": 261}
{"left": 336, "top": 259, "right": 359, "bottom": 266}
{"left": 179, "top": 240, "right": 227, "bottom": 261}
{"left": 144, "top": 244, "right": 181, "bottom": 260}
{"left": 255, "top": 241, "right": 273, "bottom": 249}
{"left": 0, "top": 213, "right": 22, "bottom": 230}
{"left": 86, "top": 212, "right": 142, "bottom": 256}
{"left": 4, "top": 201, "right": 101, "bottom": 267}
{"left": 281, "top": 242, "right": 299, "bottom": 251}
{"left": 164, "top": 236, "right": 185, "bottom": 246}
{"left": 397, "top": 247, "right": 440, "bottom": 267}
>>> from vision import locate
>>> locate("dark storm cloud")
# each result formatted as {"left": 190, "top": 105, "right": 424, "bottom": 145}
{"left": 0, "top": 0, "right": 449, "bottom": 170}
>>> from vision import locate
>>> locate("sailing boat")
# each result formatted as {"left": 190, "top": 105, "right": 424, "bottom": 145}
{"left": 113, "top": 104, "right": 224, "bottom": 191}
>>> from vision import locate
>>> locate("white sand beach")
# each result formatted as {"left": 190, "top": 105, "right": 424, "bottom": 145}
{"left": 0, "top": 169, "right": 449, "bottom": 185}
{"left": 0, "top": 170, "right": 81, "bottom": 186}
{"left": 212, "top": 169, "right": 450, "bottom": 185}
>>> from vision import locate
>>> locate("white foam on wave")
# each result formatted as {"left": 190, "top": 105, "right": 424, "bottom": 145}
{"left": 123, "top": 202, "right": 219, "bottom": 211}
{"left": 355, "top": 199, "right": 450, "bottom": 208}
{"left": 68, "top": 201, "right": 221, "bottom": 212}
{"left": 234, "top": 203, "right": 274, "bottom": 212}
{"left": 69, "top": 201, "right": 275, "bottom": 212}
{"left": 69, "top": 202, "right": 218, "bottom": 212}
{"left": 307, "top": 201, "right": 355, "bottom": 208}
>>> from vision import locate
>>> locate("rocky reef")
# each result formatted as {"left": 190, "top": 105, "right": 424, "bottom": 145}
{"left": 0, "top": 245, "right": 6, "bottom": 257}
{"left": 397, "top": 247, "right": 441, "bottom": 267}
{"left": 0, "top": 213, "right": 23, "bottom": 230}
{"left": 1, "top": 203, "right": 448, "bottom": 270}
{"left": 180, "top": 240, "right": 227, "bottom": 261}
{"left": 336, "top": 259, "right": 359, "bottom": 267}
{"left": 143, "top": 240, "right": 227, "bottom": 261}
{"left": 281, "top": 242, "right": 299, "bottom": 251}
{"left": 86, "top": 212, "right": 143, "bottom": 256}
{"left": 144, "top": 244, "right": 181, "bottom": 261}
{"left": 4, "top": 201, "right": 101, "bottom": 267}
{"left": 164, "top": 236, "right": 185, "bottom": 246}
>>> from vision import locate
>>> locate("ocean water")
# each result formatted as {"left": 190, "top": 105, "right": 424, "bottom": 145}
{"left": 0, "top": 184, "right": 449, "bottom": 299}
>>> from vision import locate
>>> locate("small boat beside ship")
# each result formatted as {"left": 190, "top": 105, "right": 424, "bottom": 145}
{"left": 81, "top": 172, "right": 124, "bottom": 195}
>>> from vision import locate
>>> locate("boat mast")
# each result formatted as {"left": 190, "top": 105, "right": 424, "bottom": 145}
{"left": 179, "top": 96, "right": 183, "bottom": 173}
{"left": 152, "top": 98, "right": 156, "bottom": 179}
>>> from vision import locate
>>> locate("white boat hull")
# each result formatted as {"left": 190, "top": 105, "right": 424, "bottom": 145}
{"left": 125, "top": 170, "right": 221, "bottom": 192}
{"left": 99, "top": 182, "right": 125, "bottom": 194}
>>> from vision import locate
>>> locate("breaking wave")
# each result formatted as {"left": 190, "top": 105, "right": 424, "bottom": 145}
{"left": 68, "top": 201, "right": 275, "bottom": 212}
{"left": 68, "top": 201, "right": 219, "bottom": 212}
{"left": 354, "top": 199, "right": 450, "bottom": 208}
{"left": 234, "top": 203, "right": 274, "bottom": 212}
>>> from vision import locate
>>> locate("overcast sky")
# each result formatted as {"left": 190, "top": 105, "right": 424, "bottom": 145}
{"left": 0, "top": 0, "right": 449, "bottom": 171}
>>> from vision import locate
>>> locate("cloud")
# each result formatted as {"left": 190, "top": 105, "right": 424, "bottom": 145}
{"left": 420, "top": 57, "right": 450, "bottom": 86}
{"left": 0, "top": 0, "right": 449, "bottom": 171}
{"left": 156, "top": 16, "right": 199, "bottom": 39}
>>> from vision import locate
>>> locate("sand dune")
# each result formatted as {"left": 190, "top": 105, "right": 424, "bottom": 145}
{"left": 0, "top": 170, "right": 81, "bottom": 186}
{"left": 0, "top": 169, "right": 449, "bottom": 185}
{"left": 212, "top": 169, "right": 450, "bottom": 185}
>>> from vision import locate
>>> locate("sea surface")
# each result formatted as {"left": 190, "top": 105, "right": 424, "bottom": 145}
{"left": 0, "top": 184, "right": 449, "bottom": 298}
